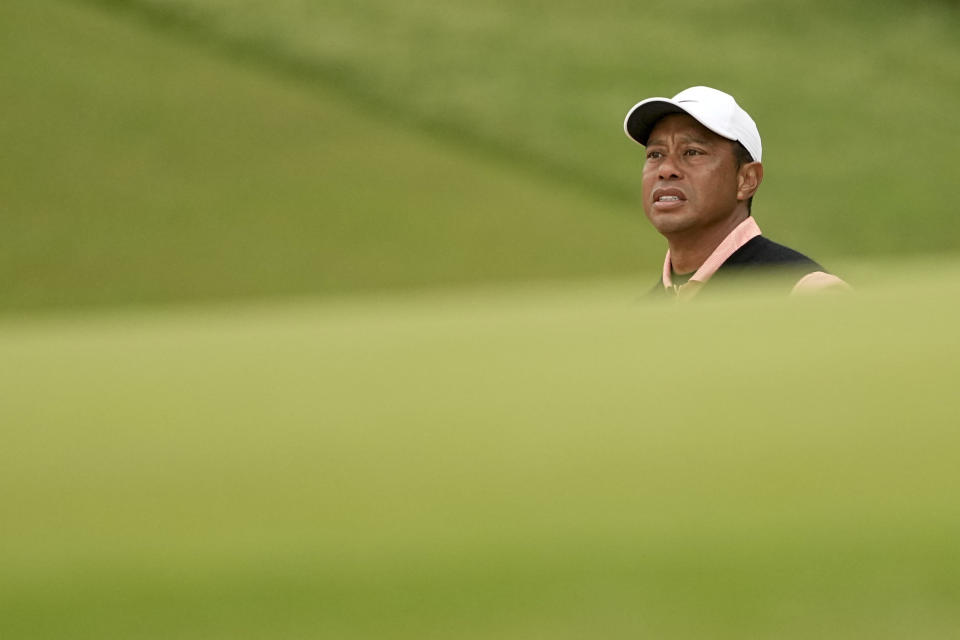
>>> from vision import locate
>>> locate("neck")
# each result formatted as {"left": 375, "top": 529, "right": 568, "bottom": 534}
{"left": 666, "top": 212, "right": 749, "bottom": 275}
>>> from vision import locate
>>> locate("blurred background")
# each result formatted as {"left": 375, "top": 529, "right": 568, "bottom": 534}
{"left": 3, "top": 0, "right": 959, "bottom": 311}
{"left": 2, "top": 1, "right": 960, "bottom": 638}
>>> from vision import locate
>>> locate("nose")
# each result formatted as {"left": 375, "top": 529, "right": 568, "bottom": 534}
{"left": 657, "top": 152, "right": 682, "bottom": 180}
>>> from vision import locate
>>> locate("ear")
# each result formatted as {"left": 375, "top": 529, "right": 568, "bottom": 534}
{"left": 737, "top": 162, "right": 763, "bottom": 201}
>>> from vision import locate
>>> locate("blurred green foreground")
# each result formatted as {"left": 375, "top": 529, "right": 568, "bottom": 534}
{"left": 3, "top": 265, "right": 959, "bottom": 639}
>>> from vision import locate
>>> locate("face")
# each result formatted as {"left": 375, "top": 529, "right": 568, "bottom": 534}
{"left": 641, "top": 114, "right": 745, "bottom": 238}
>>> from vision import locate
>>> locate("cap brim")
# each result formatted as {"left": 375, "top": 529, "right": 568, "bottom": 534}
{"left": 624, "top": 99, "right": 687, "bottom": 146}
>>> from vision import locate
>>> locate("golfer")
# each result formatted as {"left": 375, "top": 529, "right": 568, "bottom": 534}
{"left": 624, "top": 86, "right": 848, "bottom": 299}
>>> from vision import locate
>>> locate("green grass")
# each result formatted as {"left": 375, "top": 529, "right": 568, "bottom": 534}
{"left": 4, "top": 2, "right": 959, "bottom": 636}
{"left": 3, "top": 262, "right": 960, "bottom": 638}
{"left": 0, "top": 0, "right": 653, "bottom": 312}
{"left": 74, "top": 0, "right": 960, "bottom": 258}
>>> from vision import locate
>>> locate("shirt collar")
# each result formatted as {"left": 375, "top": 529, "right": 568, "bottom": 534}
{"left": 662, "top": 216, "right": 763, "bottom": 290}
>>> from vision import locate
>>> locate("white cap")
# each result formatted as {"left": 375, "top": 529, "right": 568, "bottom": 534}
{"left": 623, "top": 86, "right": 762, "bottom": 163}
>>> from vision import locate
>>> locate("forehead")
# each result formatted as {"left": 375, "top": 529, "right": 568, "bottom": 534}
{"left": 646, "top": 114, "right": 729, "bottom": 146}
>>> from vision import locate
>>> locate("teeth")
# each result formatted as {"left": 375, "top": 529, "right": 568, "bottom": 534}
{"left": 658, "top": 195, "right": 680, "bottom": 201}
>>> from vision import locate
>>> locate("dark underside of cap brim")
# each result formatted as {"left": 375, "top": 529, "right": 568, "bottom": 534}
{"left": 626, "top": 101, "right": 687, "bottom": 145}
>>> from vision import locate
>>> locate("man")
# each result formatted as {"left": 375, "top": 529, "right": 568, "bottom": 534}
{"left": 623, "top": 86, "right": 847, "bottom": 299}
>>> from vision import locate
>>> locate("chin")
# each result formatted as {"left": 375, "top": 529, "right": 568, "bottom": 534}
{"left": 647, "top": 213, "right": 696, "bottom": 236}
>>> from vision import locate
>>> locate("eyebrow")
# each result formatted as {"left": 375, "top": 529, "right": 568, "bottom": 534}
{"left": 647, "top": 135, "right": 712, "bottom": 147}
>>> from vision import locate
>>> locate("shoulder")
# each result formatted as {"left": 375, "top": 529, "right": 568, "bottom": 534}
{"left": 722, "top": 235, "right": 823, "bottom": 271}
{"left": 712, "top": 235, "right": 849, "bottom": 293}
{"left": 791, "top": 271, "right": 852, "bottom": 295}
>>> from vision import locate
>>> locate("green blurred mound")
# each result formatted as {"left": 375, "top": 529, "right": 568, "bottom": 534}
{"left": 3, "top": 264, "right": 959, "bottom": 638}
{"left": 2, "top": 0, "right": 959, "bottom": 311}
{"left": 0, "top": 0, "right": 650, "bottom": 313}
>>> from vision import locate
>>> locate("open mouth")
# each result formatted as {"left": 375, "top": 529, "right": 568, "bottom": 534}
{"left": 651, "top": 188, "right": 687, "bottom": 209}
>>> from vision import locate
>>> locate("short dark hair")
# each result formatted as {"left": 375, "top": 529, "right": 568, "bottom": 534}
{"left": 733, "top": 141, "right": 755, "bottom": 213}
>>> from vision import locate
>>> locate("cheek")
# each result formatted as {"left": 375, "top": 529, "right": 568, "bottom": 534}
{"left": 641, "top": 163, "right": 660, "bottom": 187}
{"left": 702, "top": 166, "right": 738, "bottom": 202}
{"left": 640, "top": 168, "right": 653, "bottom": 195}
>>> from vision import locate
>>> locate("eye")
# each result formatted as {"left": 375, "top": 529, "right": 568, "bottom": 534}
{"left": 683, "top": 148, "right": 704, "bottom": 156}
{"left": 646, "top": 150, "right": 663, "bottom": 159}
